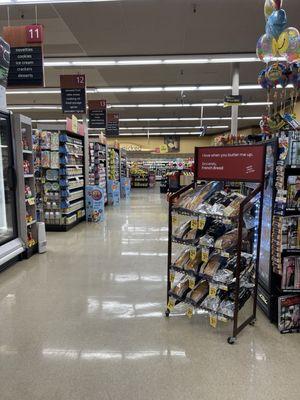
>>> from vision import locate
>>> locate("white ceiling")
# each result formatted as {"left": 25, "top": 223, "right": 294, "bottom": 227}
{"left": 1, "top": 0, "right": 299, "bottom": 135}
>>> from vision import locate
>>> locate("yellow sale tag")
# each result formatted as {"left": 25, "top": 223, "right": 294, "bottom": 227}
{"left": 167, "top": 298, "right": 175, "bottom": 311}
{"left": 210, "top": 314, "right": 218, "bottom": 328}
{"left": 198, "top": 217, "right": 206, "bottom": 230}
{"left": 190, "top": 248, "right": 196, "bottom": 260}
{"left": 170, "top": 271, "right": 175, "bottom": 283}
{"left": 190, "top": 219, "right": 198, "bottom": 230}
{"left": 209, "top": 285, "right": 218, "bottom": 298}
{"left": 201, "top": 248, "right": 209, "bottom": 263}
{"left": 221, "top": 251, "right": 230, "bottom": 258}
{"left": 189, "top": 277, "right": 196, "bottom": 289}
{"left": 172, "top": 215, "right": 178, "bottom": 225}
{"left": 186, "top": 307, "right": 193, "bottom": 318}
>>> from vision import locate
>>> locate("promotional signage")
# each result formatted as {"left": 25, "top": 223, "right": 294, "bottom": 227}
{"left": 88, "top": 100, "right": 106, "bottom": 129}
{"left": 195, "top": 145, "right": 265, "bottom": 182}
{"left": 60, "top": 74, "right": 86, "bottom": 114}
{"left": 223, "top": 94, "right": 243, "bottom": 107}
{"left": 0, "top": 37, "right": 10, "bottom": 88}
{"left": 3, "top": 25, "right": 44, "bottom": 87}
{"left": 107, "top": 180, "right": 120, "bottom": 206}
{"left": 85, "top": 186, "right": 105, "bottom": 223}
{"left": 159, "top": 144, "right": 168, "bottom": 154}
{"left": 106, "top": 112, "right": 119, "bottom": 136}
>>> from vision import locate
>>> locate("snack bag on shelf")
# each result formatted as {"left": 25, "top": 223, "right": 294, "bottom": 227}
{"left": 173, "top": 248, "right": 190, "bottom": 269}
{"left": 169, "top": 276, "right": 190, "bottom": 300}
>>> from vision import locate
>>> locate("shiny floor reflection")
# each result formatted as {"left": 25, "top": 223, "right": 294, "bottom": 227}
{"left": 0, "top": 188, "right": 299, "bottom": 400}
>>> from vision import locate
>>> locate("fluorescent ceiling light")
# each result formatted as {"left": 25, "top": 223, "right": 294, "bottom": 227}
{"left": 119, "top": 116, "right": 261, "bottom": 122}
{"left": 163, "top": 59, "right": 209, "bottom": 64}
{"left": 119, "top": 126, "right": 228, "bottom": 130}
{"left": 1, "top": 0, "right": 121, "bottom": 4}
{"left": 210, "top": 57, "right": 258, "bottom": 63}
{"left": 38, "top": 53, "right": 262, "bottom": 68}
{"left": 130, "top": 87, "right": 163, "bottom": 92}
{"left": 6, "top": 84, "right": 269, "bottom": 95}
{"left": 8, "top": 105, "right": 61, "bottom": 110}
{"left": 117, "top": 60, "right": 162, "bottom": 65}
{"left": 164, "top": 86, "right": 198, "bottom": 91}
{"left": 72, "top": 61, "right": 117, "bottom": 66}
{"left": 97, "top": 88, "right": 129, "bottom": 93}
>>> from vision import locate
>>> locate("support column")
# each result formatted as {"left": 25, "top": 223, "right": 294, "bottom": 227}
{"left": 231, "top": 63, "right": 240, "bottom": 137}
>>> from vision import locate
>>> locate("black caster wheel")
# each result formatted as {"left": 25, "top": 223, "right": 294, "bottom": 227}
{"left": 227, "top": 336, "right": 236, "bottom": 345}
{"left": 249, "top": 319, "right": 256, "bottom": 326}
{"left": 165, "top": 310, "right": 170, "bottom": 317}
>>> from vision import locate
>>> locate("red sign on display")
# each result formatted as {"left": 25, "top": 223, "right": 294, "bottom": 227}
{"left": 25, "top": 25, "right": 44, "bottom": 43}
{"left": 195, "top": 145, "right": 265, "bottom": 182}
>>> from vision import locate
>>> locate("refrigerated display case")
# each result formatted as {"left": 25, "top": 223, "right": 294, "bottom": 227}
{"left": 0, "top": 110, "right": 24, "bottom": 269}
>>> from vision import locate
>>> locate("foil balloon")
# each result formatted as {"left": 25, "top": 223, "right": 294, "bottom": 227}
{"left": 266, "top": 9, "right": 287, "bottom": 39}
{"left": 256, "top": 34, "right": 275, "bottom": 62}
{"left": 258, "top": 68, "right": 274, "bottom": 89}
{"left": 266, "top": 63, "right": 289, "bottom": 87}
{"left": 279, "top": 27, "right": 300, "bottom": 62}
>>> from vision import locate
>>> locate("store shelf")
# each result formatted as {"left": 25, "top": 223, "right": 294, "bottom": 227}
{"left": 23, "top": 149, "right": 33, "bottom": 154}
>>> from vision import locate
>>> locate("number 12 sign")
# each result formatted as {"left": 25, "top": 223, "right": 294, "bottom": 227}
{"left": 26, "top": 25, "right": 44, "bottom": 44}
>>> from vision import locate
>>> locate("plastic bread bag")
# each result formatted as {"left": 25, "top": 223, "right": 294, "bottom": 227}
{"left": 170, "top": 276, "right": 190, "bottom": 300}
{"left": 200, "top": 253, "right": 227, "bottom": 276}
{"left": 219, "top": 299, "right": 235, "bottom": 318}
{"left": 207, "top": 220, "right": 231, "bottom": 239}
{"left": 183, "top": 228, "right": 201, "bottom": 243}
{"left": 201, "top": 295, "right": 221, "bottom": 312}
{"left": 199, "top": 234, "right": 215, "bottom": 247}
{"left": 173, "top": 220, "right": 191, "bottom": 239}
{"left": 213, "top": 268, "right": 234, "bottom": 284}
{"left": 184, "top": 251, "right": 202, "bottom": 275}
{"left": 186, "top": 280, "right": 209, "bottom": 305}
{"left": 214, "top": 228, "right": 248, "bottom": 251}
{"left": 187, "top": 181, "right": 222, "bottom": 211}
{"left": 223, "top": 192, "right": 246, "bottom": 217}
{"left": 173, "top": 248, "right": 190, "bottom": 269}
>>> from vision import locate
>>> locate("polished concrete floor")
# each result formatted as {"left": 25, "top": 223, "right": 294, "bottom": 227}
{"left": 0, "top": 188, "right": 299, "bottom": 400}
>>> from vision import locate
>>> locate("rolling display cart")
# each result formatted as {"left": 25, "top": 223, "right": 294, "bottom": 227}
{"left": 166, "top": 144, "right": 266, "bottom": 344}
{"left": 13, "top": 114, "right": 38, "bottom": 258}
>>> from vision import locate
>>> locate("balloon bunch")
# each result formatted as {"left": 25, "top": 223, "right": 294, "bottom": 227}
{"left": 257, "top": 0, "right": 299, "bottom": 63}
{"left": 256, "top": 1, "right": 300, "bottom": 134}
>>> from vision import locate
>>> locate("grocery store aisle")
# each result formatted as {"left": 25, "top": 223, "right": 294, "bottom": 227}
{"left": 0, "top": 188, "right": 299, "bottom": 400}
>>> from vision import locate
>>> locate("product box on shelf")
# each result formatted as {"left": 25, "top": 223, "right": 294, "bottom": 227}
{"left": 107, "top": 180, "right": 120, "bottom": 205}
{"left": 85, "top": 186, "right": 105, "bottom": 223}
{"left": 120, "top": 177, "right": 131, "bottom": 198}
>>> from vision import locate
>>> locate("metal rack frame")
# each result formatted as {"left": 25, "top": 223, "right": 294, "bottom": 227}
{"left": 165, "top": 144, "right": 267, "bottom": 344}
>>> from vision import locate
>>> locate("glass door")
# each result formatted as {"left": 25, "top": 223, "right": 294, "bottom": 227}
{"left": 0, "top": 111, "right": 17, "bottom": 246}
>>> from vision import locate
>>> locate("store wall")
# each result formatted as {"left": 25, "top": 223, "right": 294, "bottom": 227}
{"left": 107, "top": 135, "right": 215, "bottom": 155}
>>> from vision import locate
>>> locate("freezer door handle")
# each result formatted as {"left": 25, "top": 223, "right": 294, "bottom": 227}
{"left": 7, "top": 166, "right": 17, "bottom": 190}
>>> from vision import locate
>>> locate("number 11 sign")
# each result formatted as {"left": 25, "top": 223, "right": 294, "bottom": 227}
{"left": 25, "top": 25, "right": 44, "bottom": 44}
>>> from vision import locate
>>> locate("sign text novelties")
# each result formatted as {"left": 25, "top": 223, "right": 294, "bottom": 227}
{"left": 88, "top": 100, "right": 107, "bottom": 129}
{"left": 3, "top": 25, "right": 44, "bottom": 87}
{"left": 60, "top": 74, "right": 86, "bottom": 114}
{"left": 195, "top": 145, "right": 265, "bottom": 182}
{"left": 106, "top": 112, "right": 119, "bottom": 136}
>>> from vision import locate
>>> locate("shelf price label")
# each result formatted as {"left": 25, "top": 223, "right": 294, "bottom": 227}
{"left": 201, "top": 247, "right": 209, "bottom": 263}
{"left": 209, "top": 314, "right": 218, "bottom": 328}
{"left": 186, "top": 306, "right": 194, "bottom": 318}
{"left": 169, "top": 270, "right": 175, "bottom": 283}
{"left": 167, "top": 297, "right": 175, "bottom": 311}
{"left": 198, "top": 217, "right": 206, "bottom": 230}
{"left": 190, "top": 247, "right": 196, "bottom": 260}
{"left": 190, "top": 219, "right": 198, "bottom": 230}
{"left": 172, "top": 215, "right": 178, "bottom": 225}
{"left": 188, "top": 276, "right": 196, "bottom": 289}
{"left": 209, "top": 284, "right": 218, "bottom": 298}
